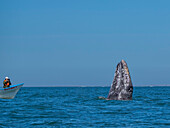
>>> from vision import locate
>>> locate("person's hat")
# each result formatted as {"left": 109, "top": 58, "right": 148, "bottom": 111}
{"left": 5, "top": 77, "right": 9, "bottom": 79}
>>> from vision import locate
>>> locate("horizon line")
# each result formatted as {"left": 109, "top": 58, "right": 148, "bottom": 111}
{"left": 22, "top": 84, "right": 170, "bottom": 87}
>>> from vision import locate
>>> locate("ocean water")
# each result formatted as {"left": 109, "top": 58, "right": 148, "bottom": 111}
{"left": 0, "top": 87, "right": 169, "bottom": 128}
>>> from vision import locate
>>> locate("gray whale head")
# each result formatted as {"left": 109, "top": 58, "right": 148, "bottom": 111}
{"left": 107, "top": 60, "right": 133, "bottom": 100}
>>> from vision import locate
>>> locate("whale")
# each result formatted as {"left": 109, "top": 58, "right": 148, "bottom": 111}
{"left": 107, "top": 60, "right": 133, "bottom": 100}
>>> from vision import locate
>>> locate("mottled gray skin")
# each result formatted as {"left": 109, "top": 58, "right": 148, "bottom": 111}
{"left": 107, "top": 60, "right": 133, "bottom": 100}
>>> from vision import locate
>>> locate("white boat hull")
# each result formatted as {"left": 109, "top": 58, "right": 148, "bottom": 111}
{"left": 0, "top": 83, "right": 24, "bottom": 99}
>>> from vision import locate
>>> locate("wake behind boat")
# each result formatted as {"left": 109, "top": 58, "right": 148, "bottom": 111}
{"left": 0, "top": 83, "right": 24, "bottom": 99}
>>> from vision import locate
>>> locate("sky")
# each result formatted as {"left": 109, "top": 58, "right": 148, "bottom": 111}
{"left": 0, "top": 0, "right": 170, "bottom": 86}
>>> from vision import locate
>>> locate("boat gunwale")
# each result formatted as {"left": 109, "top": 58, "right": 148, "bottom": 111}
{"left": 0, "top": 83, "right": 24, "bottom": 90}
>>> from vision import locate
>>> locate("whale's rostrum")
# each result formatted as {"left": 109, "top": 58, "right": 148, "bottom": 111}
{"left": 107, "top": 60, "right": 133, "bottom": 100}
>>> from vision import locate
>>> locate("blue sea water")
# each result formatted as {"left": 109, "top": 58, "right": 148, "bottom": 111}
{"left": 0, "top": 87, "right": 169, "bottom": 128}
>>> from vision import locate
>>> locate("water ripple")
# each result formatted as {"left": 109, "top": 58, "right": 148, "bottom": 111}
{"left": 0, "top": 87, "right": 169, "bottom": 127}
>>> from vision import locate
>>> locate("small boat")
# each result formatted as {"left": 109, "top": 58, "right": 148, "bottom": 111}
{"left": 0, "top": 83, "right": 24, "bottom": 99}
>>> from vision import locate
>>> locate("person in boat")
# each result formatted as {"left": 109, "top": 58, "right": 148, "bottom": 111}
{"left": 3, "top": 77, "right": 12, "bottom": 88}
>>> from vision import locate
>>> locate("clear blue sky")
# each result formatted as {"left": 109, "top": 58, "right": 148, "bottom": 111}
{"left": 0, "top": 0, "right": 170, "bottom": 86}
